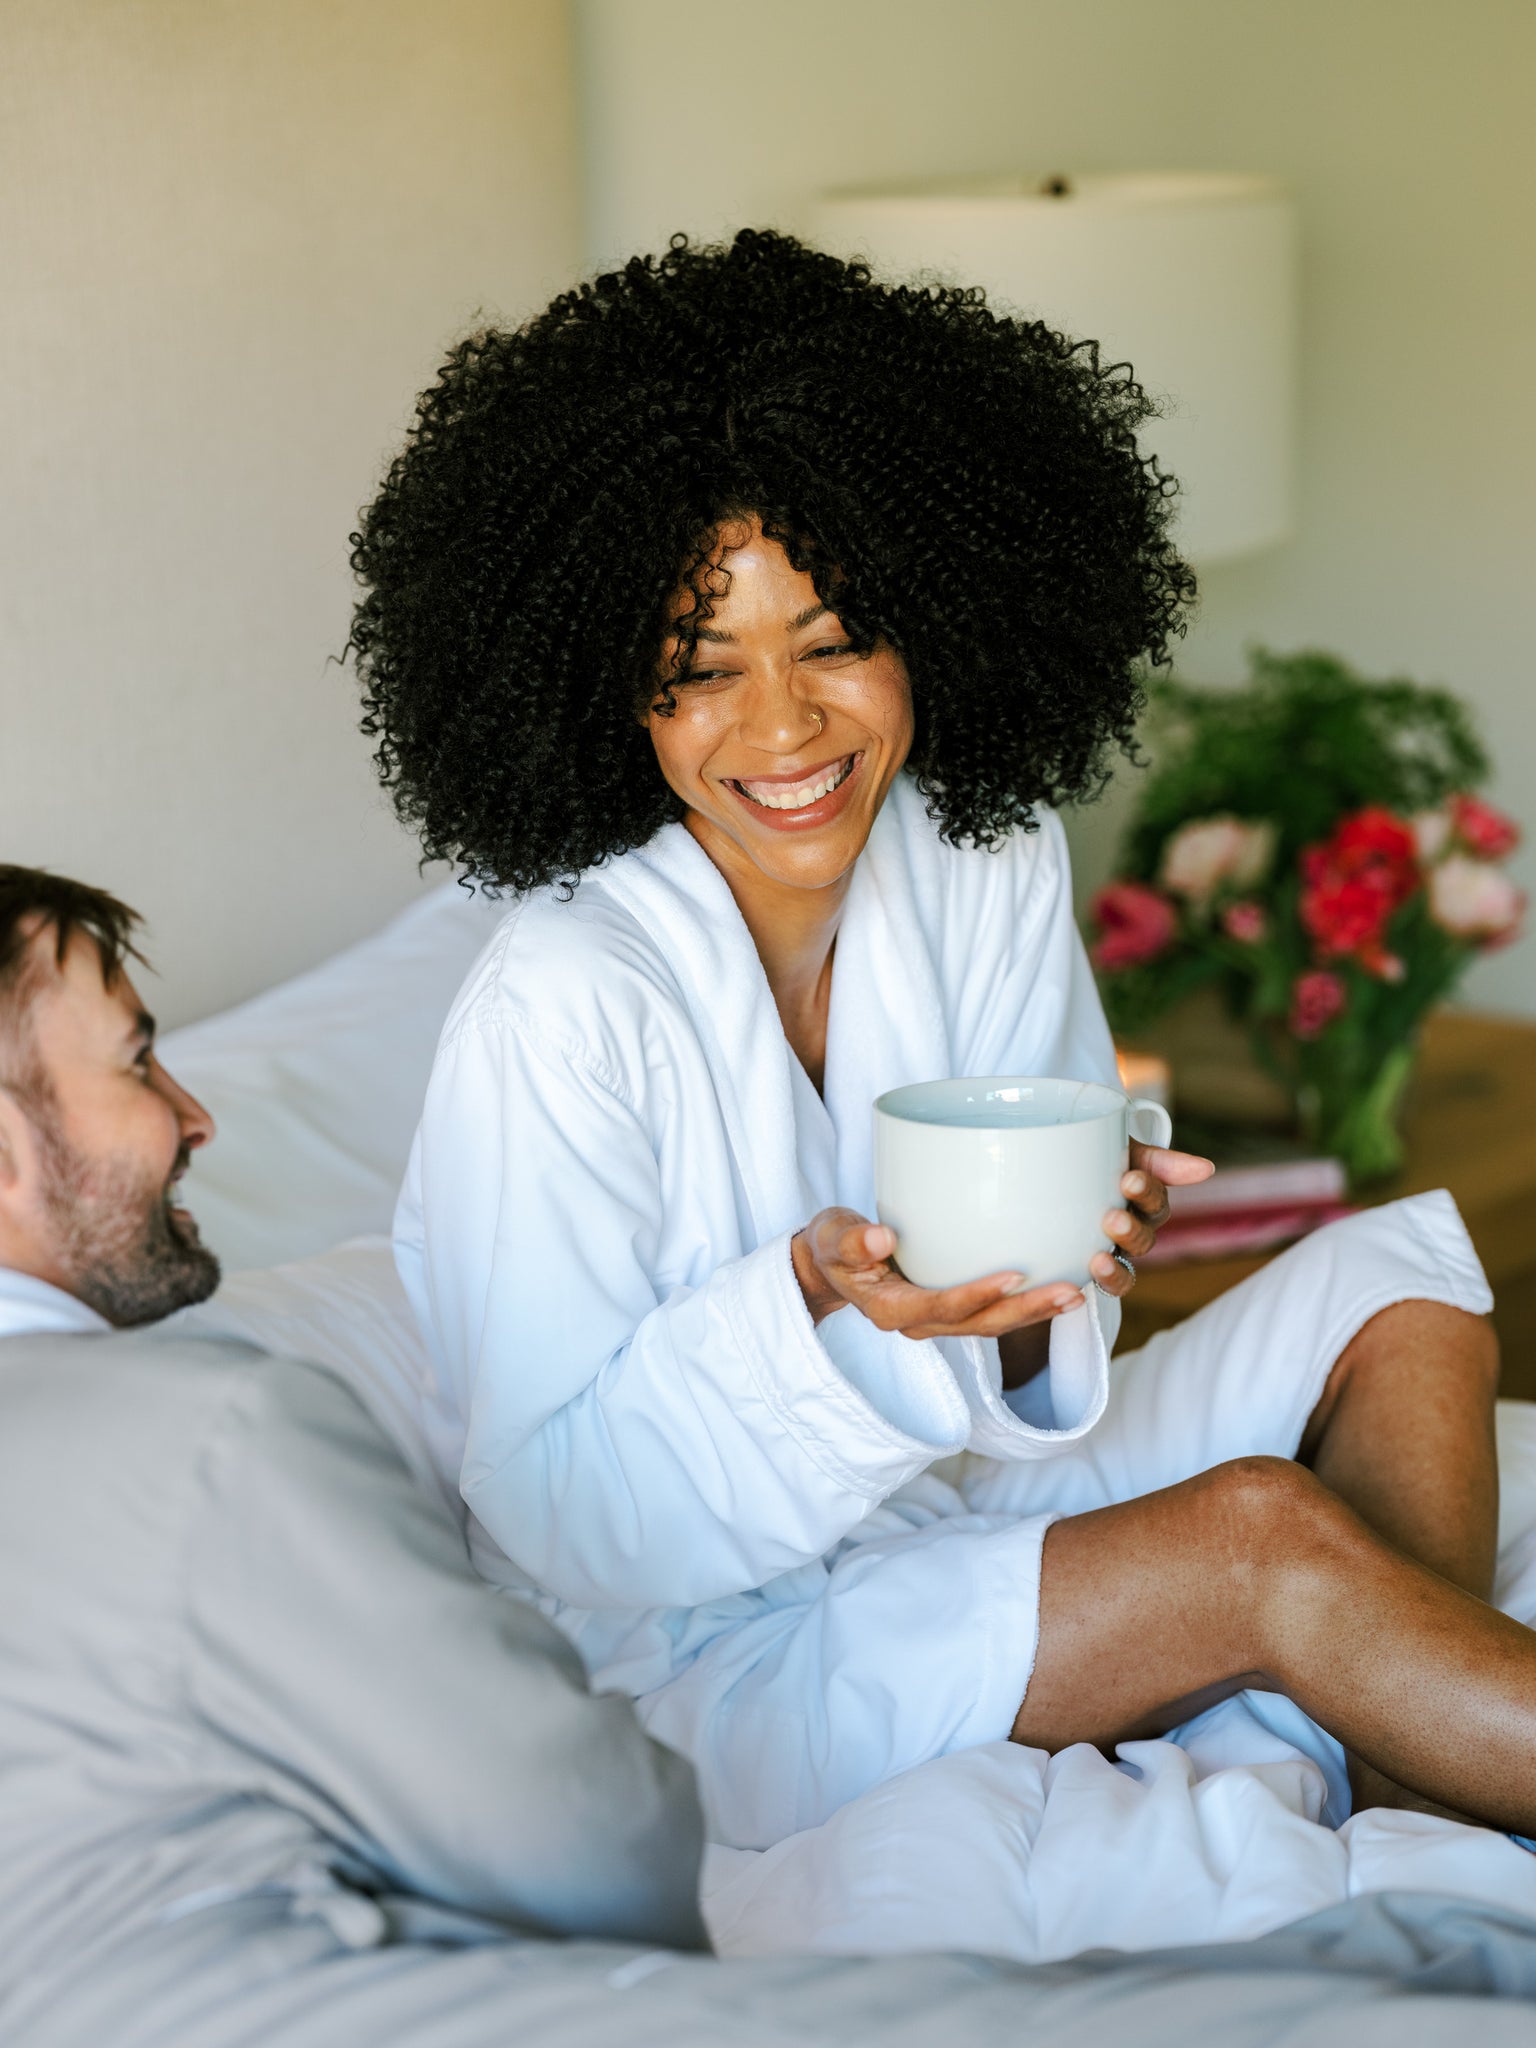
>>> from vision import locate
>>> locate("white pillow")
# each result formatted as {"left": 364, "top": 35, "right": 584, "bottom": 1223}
{"left": 160, "top": 883, "right": 506, "bottom": 1273}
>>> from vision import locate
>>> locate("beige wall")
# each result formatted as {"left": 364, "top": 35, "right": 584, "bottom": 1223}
{"left": 1, "top": 0, "right": 579, "bottom": 1026}
{"left": 578, "top": 0, "right": 1536, "bottom": 1014}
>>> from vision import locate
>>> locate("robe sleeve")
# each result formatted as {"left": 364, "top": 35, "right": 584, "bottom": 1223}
{"left": 183, "top": 1361, "right": 709, "bottom": 1948}
{"left": 405, "top": 1019, "right": 970, "bottom": 1612}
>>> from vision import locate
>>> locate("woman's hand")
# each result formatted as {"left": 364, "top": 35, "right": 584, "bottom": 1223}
{"left": 792, "top": 1139, "right": 1218, "bottom": 1336}
{"left": 1088, "top": 1141, "right": 1215, "bottom": 1300}
{"left": 792, "top": 1209, "right": 1085, "bottom": 1342}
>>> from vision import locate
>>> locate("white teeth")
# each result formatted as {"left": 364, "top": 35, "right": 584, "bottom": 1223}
{"left": 740, "top": 757, "right": 853, "bottom": 810}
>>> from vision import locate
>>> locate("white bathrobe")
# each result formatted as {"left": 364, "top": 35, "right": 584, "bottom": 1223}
{"left": 395, "top": 776, "right": 1493, "bottom": 1849}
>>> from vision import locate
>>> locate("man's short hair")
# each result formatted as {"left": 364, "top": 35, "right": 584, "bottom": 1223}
{"left": 0, "top": 867, "right": 146, "bottom": 1078}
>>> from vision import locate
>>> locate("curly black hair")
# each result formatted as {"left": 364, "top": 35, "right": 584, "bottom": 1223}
{"left": 348, "top": 229, "right": 1194, "bottom": 893}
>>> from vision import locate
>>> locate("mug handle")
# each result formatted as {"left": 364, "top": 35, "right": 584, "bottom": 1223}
{"left": 1128, "top": 1097, "right": 1173, "bottom": 1150}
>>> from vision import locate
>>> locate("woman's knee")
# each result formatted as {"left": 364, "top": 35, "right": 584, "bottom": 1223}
{"left": 1177, "top": 1458, "right": 1373, "bottom": 1670}
{"left": 1196, "top": 1455, "right": 1362, "bottom": 1577}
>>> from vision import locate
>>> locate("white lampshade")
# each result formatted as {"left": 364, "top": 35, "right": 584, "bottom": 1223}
{"left": 810, "top": 173, "right": 1296, "bottom": 565}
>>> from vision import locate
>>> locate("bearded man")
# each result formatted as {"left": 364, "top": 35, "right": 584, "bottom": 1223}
{"left": 0, "top": 867, "right": 220, "bottom": 1332}
{"left": 0, "top": 864, "right": 711, "bottom": 2048}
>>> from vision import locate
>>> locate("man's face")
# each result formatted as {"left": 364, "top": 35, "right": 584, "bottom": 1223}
{"left": 0, "top": 923, "right": 219, "bottom": 1325}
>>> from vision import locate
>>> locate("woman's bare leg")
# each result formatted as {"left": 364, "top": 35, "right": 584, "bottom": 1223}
{"left": 1298, "top": 1300, "right": 1500, "bottom": 1814}
{"left": 1013, "top": 1454, "right": 1536, "bottom": 1833}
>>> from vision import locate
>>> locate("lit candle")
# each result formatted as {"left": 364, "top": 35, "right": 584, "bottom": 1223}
{"left": 1115, "top": 1047, "right": 1172, "bottom": 1110}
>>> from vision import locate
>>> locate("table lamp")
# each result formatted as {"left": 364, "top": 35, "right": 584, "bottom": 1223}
{"left": 810, "top": 173, "right": 1296, "bottom": 565}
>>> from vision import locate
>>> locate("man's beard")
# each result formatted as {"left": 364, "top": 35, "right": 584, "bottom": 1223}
{"left": 39, "top": 1131, "right": 221, "bottom": 1328}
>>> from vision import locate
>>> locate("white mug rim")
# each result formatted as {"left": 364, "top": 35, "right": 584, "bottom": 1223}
{"left": 874, "top": 1074, "right": 1130, "bottom": 1131}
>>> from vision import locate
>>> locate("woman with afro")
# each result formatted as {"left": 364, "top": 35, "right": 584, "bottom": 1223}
{"left": 353, "top": 232, "right": 1521, "bottom": 1852}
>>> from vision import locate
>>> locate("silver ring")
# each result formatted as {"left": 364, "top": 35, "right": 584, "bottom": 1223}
{"left": 1110, "top": 1247, "right": 1136, "bottom": 1281}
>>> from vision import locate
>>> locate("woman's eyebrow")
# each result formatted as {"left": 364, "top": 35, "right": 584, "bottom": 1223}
{"left": 693, "top": 602, "right": 829, "bottom": 646}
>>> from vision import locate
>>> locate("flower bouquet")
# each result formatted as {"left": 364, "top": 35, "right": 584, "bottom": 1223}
{"left": 1090, "top": 650, "right": 1525, "bottom": 1185}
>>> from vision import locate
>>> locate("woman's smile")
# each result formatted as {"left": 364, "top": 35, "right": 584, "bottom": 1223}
{"left": 724, "top": 750, "right": 863, "bottom": 827}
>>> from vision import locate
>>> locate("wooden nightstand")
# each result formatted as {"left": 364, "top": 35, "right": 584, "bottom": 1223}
{"left": 1120, "top": 1010, "right": 1536, "bottom": 1399}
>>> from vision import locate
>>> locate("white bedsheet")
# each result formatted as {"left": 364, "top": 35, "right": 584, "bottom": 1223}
{"left": 157, "top": 886, "right": 1536, "bottom": 1967}
{"left": 701, "top": 1727, "right": 1536, "bottom": 1966}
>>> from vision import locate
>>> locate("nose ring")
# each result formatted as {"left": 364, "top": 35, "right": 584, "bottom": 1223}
{"left": 809, "top": 706, "right": 825, "bottom": 736}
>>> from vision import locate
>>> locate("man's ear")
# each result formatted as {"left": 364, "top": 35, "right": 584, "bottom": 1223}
{"left": 0, "top": 1089, "right": 22, "bottom": 1191}
{"left": 0, "top": 1088, "right": 42, "bottom": 1270}
{"left": 0, "top": 1086, "right": 35, "bottom": 1201}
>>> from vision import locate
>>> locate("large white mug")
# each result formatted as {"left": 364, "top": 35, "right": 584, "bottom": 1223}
{"left": 872, "top": 1075, "right": 1174, "bottom": 1291}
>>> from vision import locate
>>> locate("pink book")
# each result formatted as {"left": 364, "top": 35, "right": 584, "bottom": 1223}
{"left": 1169, "top": 1157, "right": 1348, "bottom": 1216}
{"left": 1141, "top": 1200, "right": 1358, "bottom": 1268}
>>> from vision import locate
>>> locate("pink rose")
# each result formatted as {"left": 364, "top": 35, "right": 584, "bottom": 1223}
{"left": 1221, "top": 900, "right": 1268, "bottom": 944}
{"left": 1091, "top": 881, "right": 1179, "bottom": 971}
{"left": 1360, "top": 945, "right": 1406, "bottom": 983}
{"left": 1429, "top": 855, "right": 1526, "bottom": 945}
{"left": 1160, "top": 816, "right": 1276, "bottom": 905}
{"left": 1288, "top": 969, "right": 1347, "bottom": 1040}
{"left": 1450, "top": 793, "right": 1521, "bottom": 862}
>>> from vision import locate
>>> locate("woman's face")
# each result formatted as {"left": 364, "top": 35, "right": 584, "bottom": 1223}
{"left": 646, "top": 520, "right": 914, "bottom": 895}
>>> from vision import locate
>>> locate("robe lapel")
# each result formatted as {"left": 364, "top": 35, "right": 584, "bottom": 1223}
{"left": 604, "top": 790, "right": 953, "bottom": 1246}
{"left": 599, "top": 823, "right": 806, "bottom": 1245}
{"left": 822, "top": 782, "right": 952, "bottom": 1216}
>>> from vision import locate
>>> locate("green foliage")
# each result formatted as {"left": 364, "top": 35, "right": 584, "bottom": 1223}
{"left": 1119, "top": 647, "right": 1488, "bottom": 883}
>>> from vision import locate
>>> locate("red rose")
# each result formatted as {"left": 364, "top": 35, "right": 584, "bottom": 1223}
{"left": 1298, "top": 807, "right": 1420, "bottom": 961}
{"left": 1091, "top": 881, "right": 1178, "bottom": 971}
{"left": 1289, "top": 969, "right": 1347, "bottom": 1039}
{"left": 1299, "top": 867, "right": 1399, "bottom": 955}
{"left": 1450, "top": 793, "right": 1521, "bottom": 862}
{"left": 1328, "top": 807, "right": 1418, "bottom": 873}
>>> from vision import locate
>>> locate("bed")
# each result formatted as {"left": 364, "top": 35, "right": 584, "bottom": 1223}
{"left": 160, "top": 882, "right": 1536, "bottom": 1973}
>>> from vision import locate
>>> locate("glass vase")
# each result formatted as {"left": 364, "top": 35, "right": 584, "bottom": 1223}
{"left": 1298, "top": 1037, "right": 1418, "bottom": 1188}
